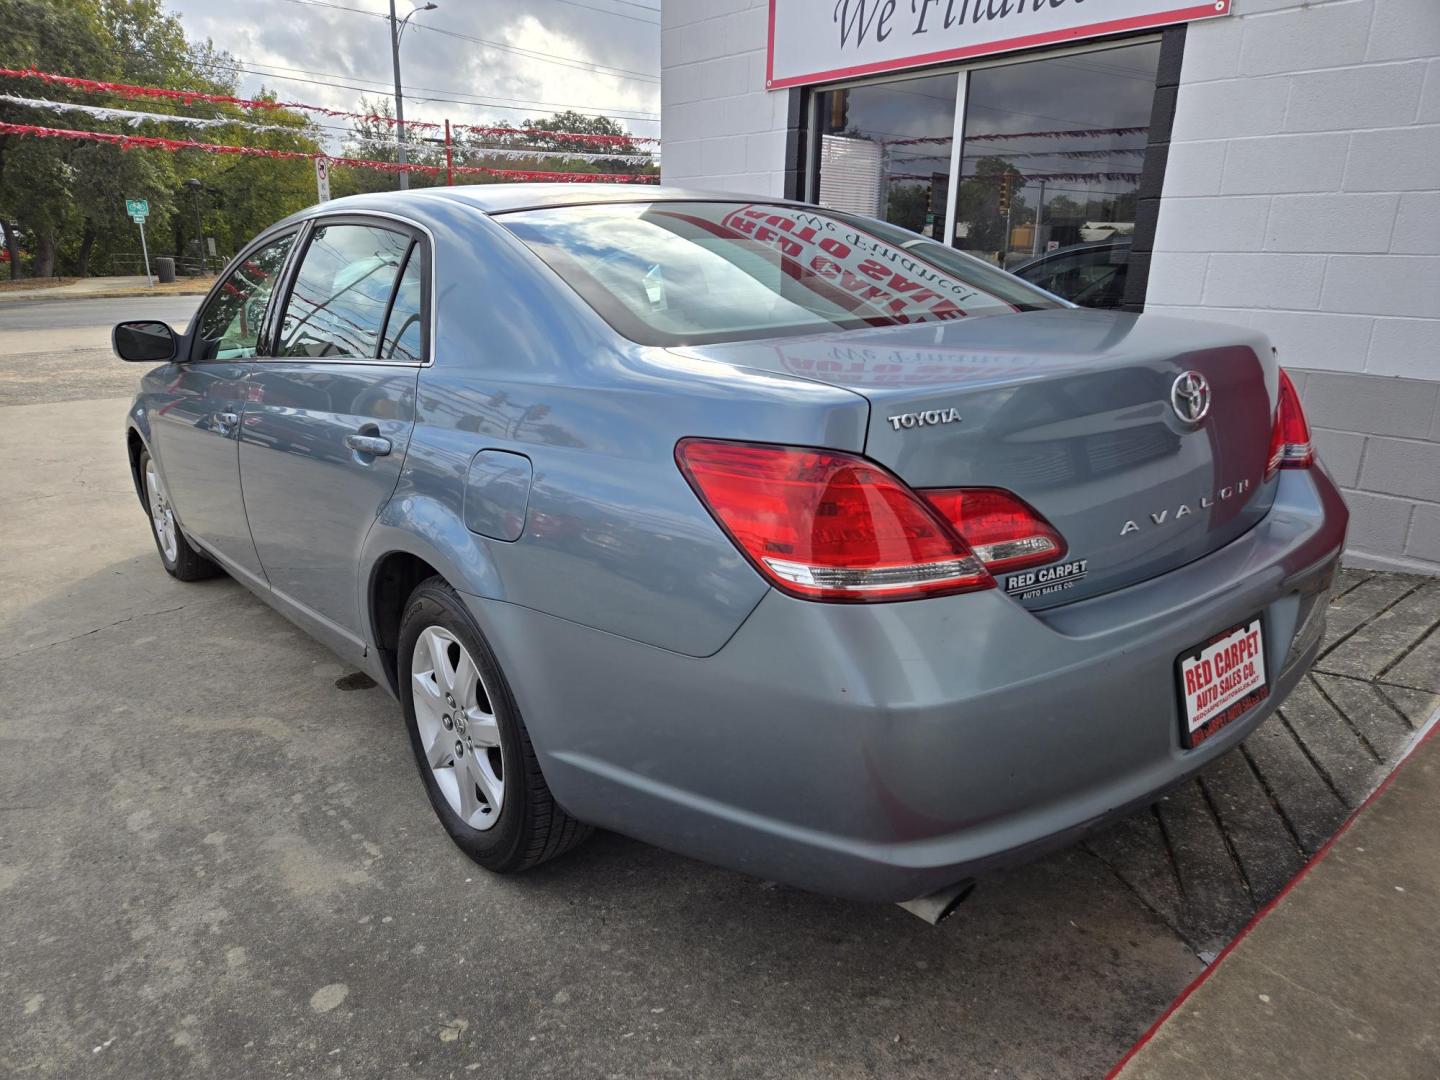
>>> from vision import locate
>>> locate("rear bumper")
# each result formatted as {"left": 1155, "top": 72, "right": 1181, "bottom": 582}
{"left": 465, "top": 466, "right": 1348, "bottom": 902}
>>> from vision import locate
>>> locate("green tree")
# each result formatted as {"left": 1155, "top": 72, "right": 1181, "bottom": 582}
{"left": 333, "top": 96, "right": 443, "bottom": 197}
{"left": 0, "top": 0, "right": 111, "bottom": 276}
{"left": 954, "top": 156, "right": 1026, "bottom": 258}
{"left": 0, "top": 0, "right": 321, "bottom": 278}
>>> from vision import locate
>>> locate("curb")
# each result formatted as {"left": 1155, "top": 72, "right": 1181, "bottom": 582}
{"left": 0, "top": 285, "right": 213, "bottom": 304}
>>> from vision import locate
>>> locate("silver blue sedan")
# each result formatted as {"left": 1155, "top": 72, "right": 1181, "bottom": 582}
{"left": 112, "top": 185, "right": 1347, "bottom": 909}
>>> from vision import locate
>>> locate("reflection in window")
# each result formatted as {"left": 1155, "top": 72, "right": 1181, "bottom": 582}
{"left": 814, "top": 73, "right": 957, "bottom": 239}
{"left": 1014, "top": 239, "right": 1132, "bottom": 308}
{"left": 278, "top": 225, "right": 410, "bottom": 358}
{"left": 500, "top": 201, "right": 1058, "bottom": 347}
{"left": 195, "top": 234, "right": 295, "bottom": 360}
{"left": 954, "top": 42, "right": 1160, "bottom": 286}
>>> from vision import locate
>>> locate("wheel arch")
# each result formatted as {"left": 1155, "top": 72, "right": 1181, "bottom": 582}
{"left": 125, "top": 424, "right": 149, "bottom": 511}
{"left": 367, "top": 549, "right": 445, "bottom": 696}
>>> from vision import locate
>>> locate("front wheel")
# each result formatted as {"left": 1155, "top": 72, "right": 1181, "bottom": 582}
{"left": 139, "top": 449, "right": 220, "bottom": 581}
{"left": 398, "top": 577, "right": 590, "bottom": 872}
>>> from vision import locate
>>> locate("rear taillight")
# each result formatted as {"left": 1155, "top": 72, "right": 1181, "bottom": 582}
{"left": 675, "top": 439, "right": 992, "bottom": 602}
{"left": 1267, "top": 369, "right": 1314, "bottom": 479}
{"left": 919, "top": 488, "right": 1068, "bottom": 572}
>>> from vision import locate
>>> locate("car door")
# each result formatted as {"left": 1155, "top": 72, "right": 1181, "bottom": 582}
{"left": 148, "top": 229, "right": 298, "bottom": 583}
{"left": 237, "top": 215, "right": 426, "bottom": 658}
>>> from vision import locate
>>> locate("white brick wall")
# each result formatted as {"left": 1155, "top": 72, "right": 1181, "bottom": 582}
{"left": 661, "top": 0, "right": 790, "bottom": 196}
{"left": 1149, "top": 0, "right": 1440, "bottom": 573}
{"left": 1148, "top": 0, "right": 1440, "bottom": 382}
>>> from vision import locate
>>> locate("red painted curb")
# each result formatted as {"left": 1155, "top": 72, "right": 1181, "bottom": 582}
{"left": 1104, "top": 718, "right": 1439, "bottom": 1080}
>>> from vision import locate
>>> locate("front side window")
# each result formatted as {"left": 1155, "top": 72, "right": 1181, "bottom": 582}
{"left": 278, "top": 224, "right": 413, "bottom": 359}
{"left": 194, "top": 233, "right": 295, "bottom": 360}
{"left": 498, "top": 201, "right": 1060, "bottom": 347}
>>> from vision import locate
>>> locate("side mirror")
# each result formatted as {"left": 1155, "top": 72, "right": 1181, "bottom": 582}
{"left": 113, "top": 320, "right": 179, "bottom": 363}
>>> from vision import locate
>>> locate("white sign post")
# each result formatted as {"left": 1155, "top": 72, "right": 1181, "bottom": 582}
{"left": 125, "top": 198, "right": 153, "bottom": 288}
{"left": 766, "top": 0, "right": 1231, "bottom": 89}
{"left": 314, "top": 158, "right": 331, "bottom": 203}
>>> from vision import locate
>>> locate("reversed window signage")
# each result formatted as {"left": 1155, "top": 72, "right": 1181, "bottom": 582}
{"left": 766, "top": 0, "right": 1230, "bottom": 90}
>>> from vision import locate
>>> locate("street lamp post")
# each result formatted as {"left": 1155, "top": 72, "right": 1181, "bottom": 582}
{"left": 185, "top": 178, "right": 205, "bottom": 275}
{"left": 388, "top": 1, "right": 437, "bottom": 191}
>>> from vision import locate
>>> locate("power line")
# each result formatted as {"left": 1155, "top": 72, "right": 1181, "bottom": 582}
{"left": 408, "top": 24, "right": 658, "bottom": 83}
{"left": 215, "top": 59, "right": 660, "bottom": 122}
{"left": 546, "top": 0, "right": 659, "bottom": 25}
{"left": 1, "top": 19, "right": 660, "bottom": 125}
{"left": 276, "top": 0, "right": 660, "bottom": 83}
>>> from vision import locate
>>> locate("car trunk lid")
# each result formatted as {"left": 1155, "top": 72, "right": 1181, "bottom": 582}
{"left": 671, "top": 308, "right": 1280, "bottom": 608}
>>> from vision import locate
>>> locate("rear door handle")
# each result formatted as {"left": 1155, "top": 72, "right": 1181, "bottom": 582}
{"left": 345, "top": 433, "right": 392, "bottom": 456}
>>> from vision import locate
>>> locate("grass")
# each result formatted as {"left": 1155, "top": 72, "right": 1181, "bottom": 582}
{"left": 0, "top": 275, "right": 217, "bottom": 300}
{"left": 0, "top": 276, "right": 78, "bottom": 292}
{"left": 84, "top": 277, "right": 218, "bottom": 297}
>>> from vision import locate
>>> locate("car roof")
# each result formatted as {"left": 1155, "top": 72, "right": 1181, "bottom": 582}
{"left": 304, "top": 183, "right": 807, "bottom": 219}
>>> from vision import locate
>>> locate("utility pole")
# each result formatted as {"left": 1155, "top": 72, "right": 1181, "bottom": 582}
{"left": 185, "top": 178, "right": 205, "bottom": 274}
{"left": 388, "top": 1, "right": 437, "bottom": 191}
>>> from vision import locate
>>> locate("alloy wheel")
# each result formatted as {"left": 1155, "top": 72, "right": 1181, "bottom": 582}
{"left": 144, "top": 459, "right": 179, "bottom": 563}
{"left": 411, "top": 625, "right": 505, "bottom": 830}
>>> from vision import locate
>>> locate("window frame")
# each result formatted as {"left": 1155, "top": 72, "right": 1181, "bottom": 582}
{"left": 260, "top": 210, "right": 435, "bottom": 368}
{"left": 186, "top": 225, "right": 302, "bottom": 364}
{"left": 802, "top": 33, "right": 1165, "bottom": 275}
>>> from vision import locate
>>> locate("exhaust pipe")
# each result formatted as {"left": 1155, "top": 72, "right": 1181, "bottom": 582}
{"left": 897, "top": 880, "right": 975, "bottom": 925}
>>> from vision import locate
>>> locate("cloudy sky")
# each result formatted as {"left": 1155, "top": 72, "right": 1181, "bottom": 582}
{"left": 165, "top": 0, "right": 660, "bottom": 145}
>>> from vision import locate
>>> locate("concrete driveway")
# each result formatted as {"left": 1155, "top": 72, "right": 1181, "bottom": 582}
{"left": 2, "top": 297, "right": 1434, "bottom": 1078}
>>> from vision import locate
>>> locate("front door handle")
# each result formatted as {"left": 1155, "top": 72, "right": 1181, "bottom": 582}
{"left": 345, "top": 433, "right": 392, "bottom": 456}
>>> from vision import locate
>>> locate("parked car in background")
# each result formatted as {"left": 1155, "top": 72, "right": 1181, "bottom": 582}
{"left": 1014, "top": 237, "right": 1132, "bottom": 308}
{"left": 113, "top": 186, "right": 1346, "bottom": 909}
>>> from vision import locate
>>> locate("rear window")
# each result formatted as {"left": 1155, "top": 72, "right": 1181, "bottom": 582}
{"left": 497, "top": 201, "right": 1062, "bottom": 347}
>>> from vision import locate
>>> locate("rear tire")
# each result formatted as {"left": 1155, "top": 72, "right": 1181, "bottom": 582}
{"left": 139, "top": 449, "right": 221, "bottom": 582}
{"left": 398, "top": 576, "right": 591, "bottom": 872}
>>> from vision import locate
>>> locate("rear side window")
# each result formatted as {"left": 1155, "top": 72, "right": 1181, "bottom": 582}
{"left": 380, "top": 245, "right": 424, "bottom": 363}
{"left": 497, "top": 201, "right": 1061, "bottom": 347}
{"left": 277, "top": 223, "right": 413, "bottom": 359}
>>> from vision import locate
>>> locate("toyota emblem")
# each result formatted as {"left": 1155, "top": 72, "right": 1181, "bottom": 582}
{"left": 1171, "top": 371, "right": 1211, "bottom": 424}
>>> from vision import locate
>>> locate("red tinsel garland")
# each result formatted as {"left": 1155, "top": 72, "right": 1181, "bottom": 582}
{"left": 0, "top": 121, "right": 660, "bottom": 183}
{"left": 448, "top": 123, "right": 658, "bottom": 147}
{"left": 0, "top": 67, "right": 660, "bottom": 147}
{"left": 883, "top": 126, "right": 1151, "bottom": 146}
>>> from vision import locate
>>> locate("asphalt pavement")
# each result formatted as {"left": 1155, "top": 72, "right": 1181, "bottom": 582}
{"left": 0, "top": 294, "right": 202, "bottom": 330}
{"left": 1, "top": 296, "right": 1435, "bottom": 1078}
{"left": 0, "top": 295, "right": 200, "bottom": 405}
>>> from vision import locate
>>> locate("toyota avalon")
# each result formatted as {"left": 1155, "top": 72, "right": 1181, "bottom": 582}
{"left": 112, "top": 186, "right": 1347, "bottom": 910}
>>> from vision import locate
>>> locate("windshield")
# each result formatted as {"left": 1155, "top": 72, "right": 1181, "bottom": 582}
{"left": 497, "top": 201, "right": 1063, "bottom": 346}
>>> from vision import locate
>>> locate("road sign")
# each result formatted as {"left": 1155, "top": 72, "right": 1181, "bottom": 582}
{"left": 126, "top": 199, "right": 154, "bottom": 288}
{"left": 314, "top": 158, "right": 331, "bottom": 203}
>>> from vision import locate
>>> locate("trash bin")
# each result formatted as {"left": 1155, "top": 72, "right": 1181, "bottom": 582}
{"left": 155, "top": 257, "right": 176, "bottom": 283}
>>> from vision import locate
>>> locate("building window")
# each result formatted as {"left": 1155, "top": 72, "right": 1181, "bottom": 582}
{"left": 808, "top": 40, "right": 1163, "bottom": 309}
{"left": 813, "top": 73, "right": 958, "bottom": 240}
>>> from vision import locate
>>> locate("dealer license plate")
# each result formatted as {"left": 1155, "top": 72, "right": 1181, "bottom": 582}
{"left": 1177, "top": 617, "right": 1269, "bottom": 748}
